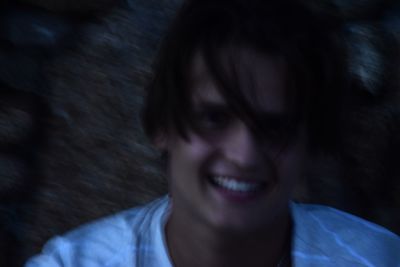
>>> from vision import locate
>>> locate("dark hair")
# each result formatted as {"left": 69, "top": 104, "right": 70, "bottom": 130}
{"left": 142, "top": 0, "right": 347, "bottom": 153}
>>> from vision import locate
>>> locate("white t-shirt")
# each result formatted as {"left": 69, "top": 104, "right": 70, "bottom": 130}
{"left": 26, "top": 196, "right": 400, "bottom": 267}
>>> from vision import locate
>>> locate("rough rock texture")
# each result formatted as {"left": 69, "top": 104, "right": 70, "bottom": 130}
{"left": 1, "top": 0, "right": 121, "bottom": 15}
{"left": 0, "top": 0, "right": 399, "bottom": 266}
{"left": 24, "top": 1, "right": 182, "bottom": 258}
{"left": 300, "top": 0, "right": 400, "bottom": 230}
{"left": 0, "top": 1, "right": 181, "bottom": 265}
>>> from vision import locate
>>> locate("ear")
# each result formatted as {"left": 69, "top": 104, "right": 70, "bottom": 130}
{"left": 152, "top": 132, "right": 168, "bottom": 151}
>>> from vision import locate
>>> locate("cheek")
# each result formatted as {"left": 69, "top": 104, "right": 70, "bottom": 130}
{"left": 276, "top": 136, "right": 308, "bottom": 186}
{"left": 168, "top": 135, "right": 213, "bottom": 180}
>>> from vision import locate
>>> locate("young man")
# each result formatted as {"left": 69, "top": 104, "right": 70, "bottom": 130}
{"left": 26, "top": 0, "right": 400, "bottom": 266}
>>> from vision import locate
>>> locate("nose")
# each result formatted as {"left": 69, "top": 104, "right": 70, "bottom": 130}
{"left": 219, "top": 121, "right": 263, "bottom": 169}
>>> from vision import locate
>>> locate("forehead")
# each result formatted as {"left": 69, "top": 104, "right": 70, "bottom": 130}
{"left": 189, "top": 46, "right": 288, "bottom": 113}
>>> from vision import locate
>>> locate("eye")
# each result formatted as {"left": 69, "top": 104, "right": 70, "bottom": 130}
{"left": 263, "top": 127, "right": 282, "bottom": 140}
{"left": 259, "top": 118, "right": 296, "bottom": 146}
{"left": 193, "top": 107, "right": 233, "bottom": 131}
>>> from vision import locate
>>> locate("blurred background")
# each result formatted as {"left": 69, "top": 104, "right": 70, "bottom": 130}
{"left": 0, "top": 0, "right": 399, "bottom": 266}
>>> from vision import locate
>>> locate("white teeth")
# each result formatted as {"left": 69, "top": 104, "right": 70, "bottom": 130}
{"left": 212, "top": 176, "right": 261, "bottom": 192}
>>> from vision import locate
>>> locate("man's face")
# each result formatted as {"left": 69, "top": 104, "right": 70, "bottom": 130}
{"left": 159, "top": 48, "right": 309, "bottom": 234}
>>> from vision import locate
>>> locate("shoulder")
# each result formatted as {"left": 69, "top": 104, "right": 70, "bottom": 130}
{"left": 25, "top": 196, "right": 170, "bottom": 267}
{"left": 291, "top": 202, "right": 400, "bottom": 266}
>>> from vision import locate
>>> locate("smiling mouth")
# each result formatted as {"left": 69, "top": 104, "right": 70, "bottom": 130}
{"left": 208, "top": 175, "right": 267, "bottom": 193}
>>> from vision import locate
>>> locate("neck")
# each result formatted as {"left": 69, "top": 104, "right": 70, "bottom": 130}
{"left": 165, "top": 206, "right": 292, "bottom": 267}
